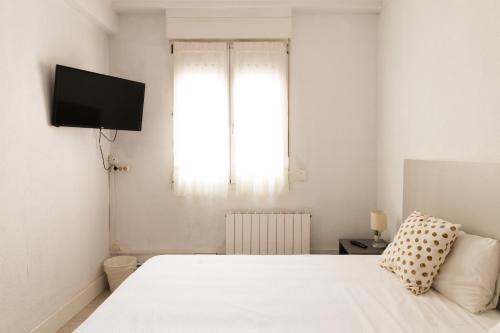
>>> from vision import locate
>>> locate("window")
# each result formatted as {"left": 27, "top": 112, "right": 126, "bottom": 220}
{"left": 173, "top": 41, "right": 289, "bottom": 197}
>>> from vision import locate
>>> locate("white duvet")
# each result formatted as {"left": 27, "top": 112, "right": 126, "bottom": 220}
{"left": 76, "top": 255, "right": 500, "bottom": 333}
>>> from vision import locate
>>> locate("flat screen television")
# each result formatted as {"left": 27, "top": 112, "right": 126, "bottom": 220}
{"left": 52, "top": 65, "right": 145, "bottom": 131}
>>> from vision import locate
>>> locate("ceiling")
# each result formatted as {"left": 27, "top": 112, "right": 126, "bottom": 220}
{"left": 111, "top": 0, "right": 383, "bottom": 13}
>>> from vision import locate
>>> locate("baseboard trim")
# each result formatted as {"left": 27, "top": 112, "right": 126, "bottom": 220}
{"left": 112, "top": 248, "right": 339, "bottom": 256}
{"left": 112, "top": 248, "right": 225, "bottom": 255}
{"left": 310, "top": 248, "right": 339, "bottom": 255}
{"left": 30, "top": 275, "right": 107, "bottom": 333}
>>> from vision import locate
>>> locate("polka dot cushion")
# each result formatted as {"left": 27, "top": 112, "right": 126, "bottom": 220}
{"left": 380, "top": 211, "right": 461, "bottom": 295}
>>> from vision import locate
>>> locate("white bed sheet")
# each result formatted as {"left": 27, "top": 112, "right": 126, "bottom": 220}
{"left": 76, "top": 255, "right": 500, "bottom": 333}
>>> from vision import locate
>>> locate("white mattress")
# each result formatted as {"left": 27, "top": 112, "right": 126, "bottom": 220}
{"left": 76, "top": 255, "right": 500, "bottom": 333}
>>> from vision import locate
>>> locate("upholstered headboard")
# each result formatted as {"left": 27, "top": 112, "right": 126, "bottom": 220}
{"left": 403, "top": 159, "right": 500, "bottom": 241}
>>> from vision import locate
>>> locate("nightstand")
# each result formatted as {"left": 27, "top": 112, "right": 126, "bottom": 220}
{"left": 339, "top": 239, "right": 386, "bottom": 255}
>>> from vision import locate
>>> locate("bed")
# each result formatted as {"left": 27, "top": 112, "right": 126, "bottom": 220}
{"left": 76, "top": 160, "right": 500, "bottom": 332}
{"left": 76, "top": 255, "right": 500, "bottom": 333}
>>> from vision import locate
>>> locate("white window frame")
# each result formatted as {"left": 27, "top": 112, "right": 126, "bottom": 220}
{"left": 170, "top": 39, "right": 290, "bottom": 190}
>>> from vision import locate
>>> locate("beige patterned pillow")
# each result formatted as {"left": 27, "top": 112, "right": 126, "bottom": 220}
{"left": 380, "top": 212, "right": 460, "bottom": 295}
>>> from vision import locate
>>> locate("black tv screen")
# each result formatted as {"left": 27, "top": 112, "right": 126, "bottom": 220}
{"left": 52, "top": 65, "right": 145, "bottom": 131}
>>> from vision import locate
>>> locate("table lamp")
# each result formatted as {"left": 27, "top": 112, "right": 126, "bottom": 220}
{"left": 370, "top": 210, "right": 387, "bottom": 248}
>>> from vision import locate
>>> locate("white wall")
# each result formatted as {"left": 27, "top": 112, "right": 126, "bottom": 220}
{"left": 0, "top": 1, "right": 110, "bottom": 332}
{"left": 378, "top": 0, "right": 500, "bottom": 235}
{"left": 109, "top": 12, "right": 378, "bottom": 254}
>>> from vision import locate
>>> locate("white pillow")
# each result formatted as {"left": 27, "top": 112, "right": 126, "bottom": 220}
{"left": 489, "top": 321, "right": 500, "bottom": 333}
{"left": 495, "top": 274, "right": 500, "bottom": 310}
{"left": 432, "top": 231, "right": 500, "bottom": 313}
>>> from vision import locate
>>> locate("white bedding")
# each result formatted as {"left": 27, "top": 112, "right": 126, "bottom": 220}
{"left": 76, "top": 255, "right": 500, "bottom": 333}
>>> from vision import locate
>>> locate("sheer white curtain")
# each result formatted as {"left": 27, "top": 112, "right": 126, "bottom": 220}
{"left": 173, "top": 42, "right": 230, "bottom": 197}
{"left": 231, "top": 41, "right": 289, "bottom": 196}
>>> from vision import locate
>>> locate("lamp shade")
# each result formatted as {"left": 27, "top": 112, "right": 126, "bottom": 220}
{"left": 370, "top": 211, "right": 387, "bottom": 231}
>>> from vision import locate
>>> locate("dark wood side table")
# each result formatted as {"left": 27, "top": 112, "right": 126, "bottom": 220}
{"left": 339, "top": 239, "right": 386, "bottom": 255}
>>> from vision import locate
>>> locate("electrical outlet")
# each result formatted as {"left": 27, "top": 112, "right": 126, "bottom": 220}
{"left": 108, "top": 154, "right": 118, "bottom": 165}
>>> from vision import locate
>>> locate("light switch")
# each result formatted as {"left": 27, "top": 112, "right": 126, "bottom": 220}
{"left": 290, "top": 168, "right": 307, "bottom": 182}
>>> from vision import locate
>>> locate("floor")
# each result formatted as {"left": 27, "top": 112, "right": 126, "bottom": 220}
{"left": 57, "top": 291, "right": 110, "bottom": 333}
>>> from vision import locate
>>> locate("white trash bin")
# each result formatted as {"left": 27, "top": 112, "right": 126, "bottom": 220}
{"left": 104, "top": 256, "right": 137, "bottom": 292}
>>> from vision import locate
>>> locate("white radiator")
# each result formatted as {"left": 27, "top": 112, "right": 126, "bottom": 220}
{"left": 226, "top": 213, "right": 311, "bottom": 255}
